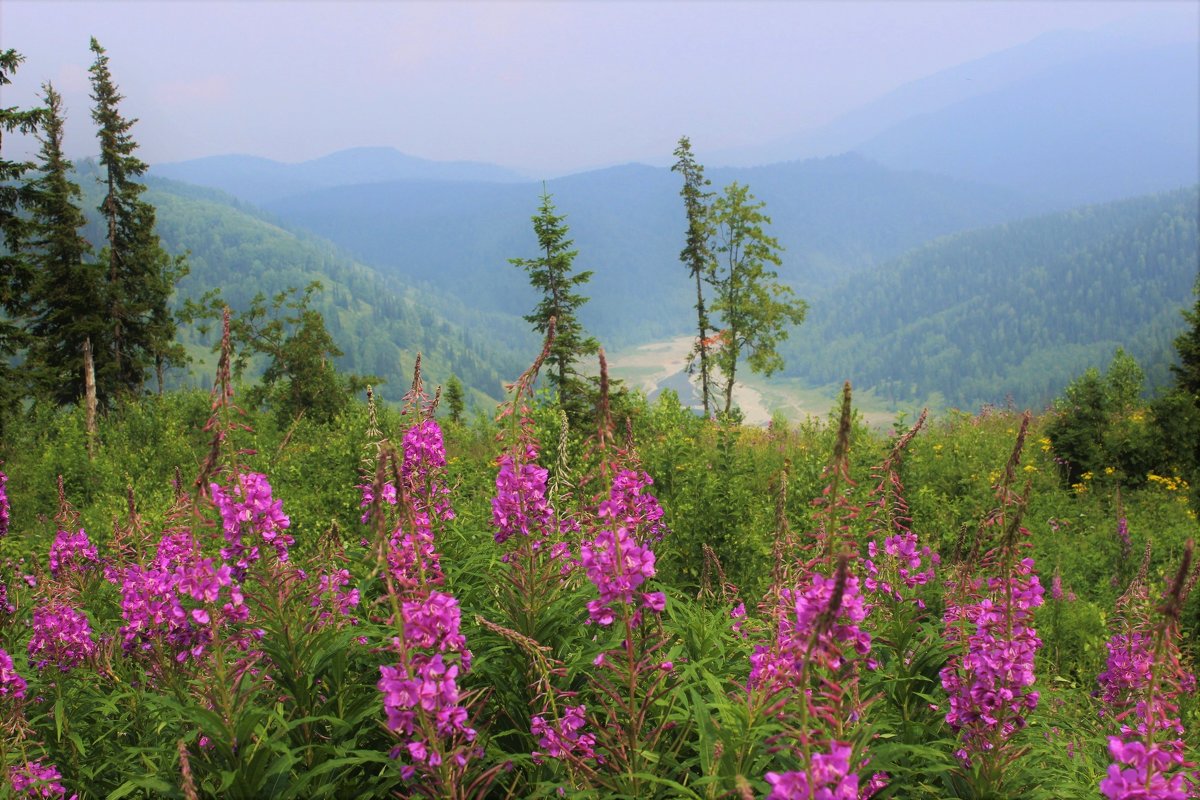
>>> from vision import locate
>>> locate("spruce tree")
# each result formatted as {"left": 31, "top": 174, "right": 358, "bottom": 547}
{"left": 444, "top": 375, "right": 465, "bottom": 424}
{"left": 24, "top": 82, "right": 104, "bottom": 405}
{"left": 1172, "top": 275, "right": 1200, "bottom": 397}
{"left": 89, "top": 37, "right": 186, "bottom": 400}
{"left": 672, "top": 136, "right": 716, "bottom": 417}
{"left": 509, "top": 189, "right": 599, "bottom": 421}
{"left": 0, "top": 50, "right": 44, "bottom": 433}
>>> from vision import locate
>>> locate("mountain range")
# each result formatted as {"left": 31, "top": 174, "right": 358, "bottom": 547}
{"left": 132, "top": 22, "right": 1200, "bottom": 413}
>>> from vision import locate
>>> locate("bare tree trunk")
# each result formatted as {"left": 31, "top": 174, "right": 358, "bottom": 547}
{"left": 156, "top": 354, "right": 165, "bottom": 397}
{"left": 83, "top": 337, "right": 98, "bottom": 459}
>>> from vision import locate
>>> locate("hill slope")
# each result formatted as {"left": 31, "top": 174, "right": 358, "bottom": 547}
{"left": 72, "top": 161, "right": 533, "bottom": 402}
{"left": 783, "top": 187, "right": 1200, "bottom": 408}
{"left": 260, "top": 155, "right": 1038, "bottom": 347}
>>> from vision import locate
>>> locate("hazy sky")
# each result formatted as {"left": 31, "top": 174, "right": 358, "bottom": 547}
{"left": 2, "top": 0, "right": 1196, "bottom": 174}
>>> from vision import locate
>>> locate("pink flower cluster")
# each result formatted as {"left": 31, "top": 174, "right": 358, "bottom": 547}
{"left": 28, "top": 603, "right": 96, "bottom": 672}
{"left": 403, "top": 419, "right": 455, "bottom": 523}
{"left": 377, "top": 591, "right": 476, "bottom": 777}
{"left": 531, "top": 704, "right": 598, "bottom": 764}
{"left": 210, "top": 472, "right": 292, "bottom": 576}
{"left": 9, "top": 759, "right": 76, "bottom": 799}
{"left": 1, "top": 646, "right": 27, "bottom": 699}
{"left": 492, "top": 446, "right": 553, "bottom": 545}
{"left": 48, "top": 528, "right": 100, "bottom": 576}
{"left": 580, "top": 470, "right": 671, "bottom": 626}
{"left": 0, "top": 469, "right": 9, "bottom": 537}
{"left": 580, "top": 526, "right": 662, "bottom": 626}
{"left": 310, "top": 568, "right": 360, "bottom": 621}
{"left": 765, "top": 743, "right": 858, "bottom": 800}
{"left": 600, "top": 470, "right": 667, "bottom": 543}
{"left": 386, "top": 518, "right": 443, "bottom": 590}
{"left": 940, "top": 557, "right": 1044, "bottom": 759}
{"left": 1100, "top": 737, "right": 1194, "bottom": 800}
{"left": 750, "top": 573, "right": 871, "bottom": 692}
{"left": 118, "top": 532, "right": 248, "bottom": 661}
{"left": 863, "top": 531, "right": 937, "bottom": 605}
{"left": 1097, "top": 632, "right": 1155, "bottom": 709}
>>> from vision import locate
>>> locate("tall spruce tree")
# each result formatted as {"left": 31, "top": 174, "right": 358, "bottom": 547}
{"left": 25, "top": 82, "right": 104, "bottom": 405}
{"left": 0, "top": 50, "right": 44, "bottom": 433}
{"left": 509, "top": 189, "right": 598, "bottom": 420}
{"left": 672, "top": 136, "right": 716, "bottom": 417}
{"left": 89, "top": 37, "right": 186, "bottom": 400}
{"left": 708, "top": 182, "right": 807, "bottom": 415}
{"left": 1172, "top": 274, "right": 1200, "bottom": 398}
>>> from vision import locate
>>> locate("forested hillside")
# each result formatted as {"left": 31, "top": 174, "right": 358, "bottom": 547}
{"left": 257, "top": 154, "right": 1036, "bottom": 346}
{"left": 72, "top": 161, "right": 533, "bottom": 402}
{"left": 784, "top": 186, "right": 1200, "bottom": 407}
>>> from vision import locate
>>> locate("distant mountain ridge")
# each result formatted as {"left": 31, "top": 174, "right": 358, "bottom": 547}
{"left": 256, "top": 154, "right": 1041, "bottom": 347}
{"left": 151, "top": 146, "right": 529, "bottom": 205}
{"left": 855, "top": 43, "right": 1200, "bottom": 207}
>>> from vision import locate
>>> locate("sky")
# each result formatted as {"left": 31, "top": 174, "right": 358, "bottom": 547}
{"left": 2, "top": 0, "right": 1197, "bottom": 175}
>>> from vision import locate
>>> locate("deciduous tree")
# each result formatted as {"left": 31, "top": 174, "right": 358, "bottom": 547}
{"left": 708, "top": 182, "right": 807, "bottom": 415}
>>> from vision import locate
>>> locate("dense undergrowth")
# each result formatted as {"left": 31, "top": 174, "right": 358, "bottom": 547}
{"left": 0, "top": 346, "right": 1197, "bottom": 799}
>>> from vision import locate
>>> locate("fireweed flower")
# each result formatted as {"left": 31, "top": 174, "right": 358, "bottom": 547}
{"left": 402, "top": 419, "right": 455, "bottom": 523}
{"left": 210, "top": 472, "right": 293, "bottom": 576}
{"left": 579, "top": 526, "right": 660, "bottom": 626}
{"left": 1100, "top": 736, "right": 1193, "bottom": 800}
{"left": 863, "top": 532, "right": 938, "bottom": 605}
{"left": 599, "top": 470, "right": 667, "bottom": 543}
{"left": 28, "top": 603, "right": 97, "bottom": 672}
{"left": 939, "top": 557, "right": 1044, "bottom": 761}
{"left": 749, "top": 573, "right": 872, "bottom": 693}
{"left": 0, "top": 469, "right": 9, "bottom": 537}
{"left": 118, "top": 533, "right": 249, "bottom": 661}
{"left": 9, "top": 760, "right": 77, "bottom": 800}
{"left": 579, "top": 470, "right": 669, "bottom": 626}
{"left": 764, "top": 742, "right": 858, "bottom": 800}
{"left": 311, "top": 568, "right": 360, "bottom": 621}
{"left": 531, "top": 705, "right": 598, "bottom": 764}
{"left": 377, "top": 591, "right": 477, "bottom": 777}
{"left": 1, "top": 646, "right": 27, "bottom": 699}
{"left": 492, "top": 446, "right": 554, "bottom": 545}
{"left": 48, "top": 528, "right": 100, "bottom": 576}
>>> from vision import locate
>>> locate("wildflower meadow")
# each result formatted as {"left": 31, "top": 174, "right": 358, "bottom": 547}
{"left": 0, "top": 327, "right": 1197, "bottom": 799}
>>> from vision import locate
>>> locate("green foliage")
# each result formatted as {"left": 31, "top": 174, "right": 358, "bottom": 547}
{"left": 672, "top": 136, "right": 716, "bottom": 416}
{"left": 1173, "top": 274, "right": 1200, "bottom": 396}
{"left": 1047, "top": 349, "right": 1163, "bottom": 486}
{"left": 0, "top": 49, "right": 44, "bottom": 436}
{"left": 509, "top": 189, "right": 600, "bottom": 422}
{"left": 785, "top": 187, "right": 1200, "bottom": 408}
{"left": 88, "top": 38, "right": 188, "bottom": 400}
{"left": 23, "top": 83, "right": 103, "bottom": 407}
{"left": 186, "top": 283, "right": 376, "bottom": 427}
{"left": 707, "top": 182, "right": 807, "bottom": 415}
{"left": 444, "top": 375, "right": 465, "bottom": 424}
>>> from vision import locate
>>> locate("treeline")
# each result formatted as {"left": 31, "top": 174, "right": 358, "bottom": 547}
{"left": 1, "top": 43, "right": 184, "bottom": 436}
{"left": 1, "top": 44, "right": 533, "bottom": 432}
{"left": 783, "top": 187, "right": 1200, "bottom": 408}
